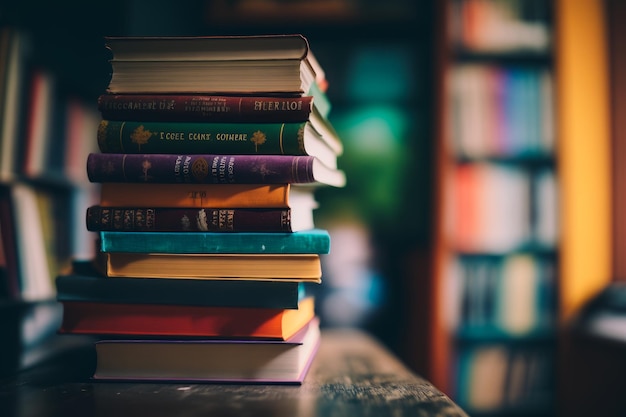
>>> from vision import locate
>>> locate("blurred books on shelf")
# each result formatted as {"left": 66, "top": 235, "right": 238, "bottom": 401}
{"left": 450, "top": 0, "right": 551, "bottom": 53}
{"left": 449, "top": 254, "right": 555, "bottom": 338}
{"left": 438, "top": 1, "right": 558, "bottom": 414}
{"left": 0, "top": 28, "right": 27, "bottom": 182}
{"left": 455, "top": 343, "right": 554, "bottom": 414}
{"left": 449, "top": 163, "right": 557, "bottom": 253}
{"left": 450, "top": 64, "right": 554, "bottom": 159}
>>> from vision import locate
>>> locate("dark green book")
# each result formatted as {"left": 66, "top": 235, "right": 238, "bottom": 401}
{"left": 98, "top": 229, "right": 331, "bottom": 254}
{"left": 56, "top": 262, "right": 304, "bottom": 309}
{"left": 97, "top": 119, "right": 341, "bottom": 169}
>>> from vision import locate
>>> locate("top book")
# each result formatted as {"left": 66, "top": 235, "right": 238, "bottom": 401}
{"left": 104, "top": 34, "right": 328, "bottom": 95}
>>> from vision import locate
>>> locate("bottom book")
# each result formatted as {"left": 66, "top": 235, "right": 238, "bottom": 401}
{"left": 92, "top": 317, "right": 321, "bottom": 384}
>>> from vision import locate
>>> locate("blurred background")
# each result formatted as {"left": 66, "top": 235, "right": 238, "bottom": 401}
{"left": 1, "top": 1, "right": 625, "bottom": 416}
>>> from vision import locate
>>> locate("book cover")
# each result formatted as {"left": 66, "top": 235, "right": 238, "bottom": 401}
{"left": 56, "top": 264, "right": 304, "bottom": 309}
{"left": 98, "top": 183, "right": 291, "bottom": 209}
{"left": 98, "top": 229, "right": 331, "bottom": 254}
{"left": 101, "top": 252, "right": 322, "bottom": 282}
{"left": 59, "top": 296, "right": 316, "bottom": 340}
{"left": 104, "top": 34, "right": 326, "bottom": 96}
{"left": 86, "top": 206, "right": 314, "bottom": 232}
{"left": 96, "top": 119, "right": 341, "bottom": 170}
{"left": 86, "top": 153, "right": 346, "bottom": 187}
{"left": 92, "top": 317, "right": 321, "bottom": 384}
{"left": 97, "top": 94, "right": 315, "bottom": 123}
{"left": 105, "top": 34, "right": 313, "bottom": 63}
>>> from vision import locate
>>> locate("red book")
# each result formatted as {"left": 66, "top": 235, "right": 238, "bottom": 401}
{"left": 98, "top": 94, "right": 315, "bottom": 123}
{"left": 59, "top": 296, "right": 315, "bottom": 340}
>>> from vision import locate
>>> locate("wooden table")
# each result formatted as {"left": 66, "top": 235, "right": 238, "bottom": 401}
{"left": 0, "top": 329, "right": 468, "bottom": 417}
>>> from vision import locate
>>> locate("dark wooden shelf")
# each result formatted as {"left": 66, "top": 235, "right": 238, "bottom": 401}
{"left": 0, "top": 328, "right": 468, "bottom": 417}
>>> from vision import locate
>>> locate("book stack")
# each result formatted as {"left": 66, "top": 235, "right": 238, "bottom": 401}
{"left": 55, "top": 34, "right": 346, "bottom": 384}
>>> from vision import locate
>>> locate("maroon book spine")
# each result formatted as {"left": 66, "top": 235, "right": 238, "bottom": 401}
{"left": 97, "top": 94, "right": 313, "bottom": 123}
{"left": 86, "top": 153, "right": 316, "bottom": 184}
{"left": 86, "top": 206, "right": 293, "bottom": 232}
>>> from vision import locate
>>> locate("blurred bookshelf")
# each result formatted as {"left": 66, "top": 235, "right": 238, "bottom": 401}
{"left": 448, "top": 1, "right": 558, "bottom": 414}
{"left": 429, "top": 0, "right": 613, "bottom": 416}
{"left": 0, "top": 2, "right": 123, "bottom": 374}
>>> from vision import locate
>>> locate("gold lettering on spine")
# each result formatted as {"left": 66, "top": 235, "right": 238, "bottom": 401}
{"left": 279, "top": 123, "right": 285, "bottom": 155}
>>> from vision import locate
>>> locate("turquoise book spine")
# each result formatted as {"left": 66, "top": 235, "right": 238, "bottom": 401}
{"left": 98, "top": 229, "right": 331, "bottom": 254}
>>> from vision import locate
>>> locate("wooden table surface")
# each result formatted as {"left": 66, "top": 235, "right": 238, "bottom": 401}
{"left": 0, "top": 329, "right": 468, "bottom": 417}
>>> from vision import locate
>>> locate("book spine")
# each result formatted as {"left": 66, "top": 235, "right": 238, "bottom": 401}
{"left": 98, "top": 183, "right": 290, "bottom": 208}
{"left": 86, "top": 153, "right": 316, "bottom": 184}
{"left": 97, "top": 120, "right": 306, "bottom": 155}
{"left": 86, "top": 206, "right": 294, "bottom": 232}
{"left": 98, "top": 94, "right": 314, "bottom": 123}
{"left": 98, "top": 230, "right": 331, "bottom": 254}
{"left": 56, "top": 274, "right": 301, "bottom": 309}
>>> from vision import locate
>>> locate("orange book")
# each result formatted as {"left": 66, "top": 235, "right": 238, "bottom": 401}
{"left": 99, "top": 183, "right": 291, "bottom": 208}
{"left": 99, "top": 252, "right": 322, "bottom": 282}
{"left": 59, "top": 296, "right": 315, "bottom": 340}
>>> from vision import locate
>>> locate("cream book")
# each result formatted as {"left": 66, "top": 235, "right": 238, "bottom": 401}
{"left": 99, "top": 252, "right": 322, "bottom": 283}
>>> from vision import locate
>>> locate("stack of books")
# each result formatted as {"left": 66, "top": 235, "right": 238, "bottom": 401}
{"left": 55, "top": 34, "right": 346, "bottom": 384}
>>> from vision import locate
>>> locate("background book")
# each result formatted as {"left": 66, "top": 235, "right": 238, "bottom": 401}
{"left": 86, "top": 153, "right": 346, "bottom": 187}
{"left": 96, "top": 119, "right": 342, "bottom": 170}
{"left": 101, "top": 252, "right": 322, "bottom": 282}
{"left": 59, "top": 296, "right": 315, "bottom": 340}
{"left": 56, "top": 264, "right": 304, "bottom": 309}
{"left": 0, "top": 28, "right": 28, "bottom": 181}
{"left": 92, "top": 317, "right": 320, "bottom": 384}
{"left": 2, "top": 184, "right": 54, "bottom": 301}
{"left": 97, "top": 229, "right": 331, "bottom": 254}
{"left": 455, "top": 342, "right": 554, "bottom": 414}
{"left": 450, "top": 254, "right": 555, "bottom": 338}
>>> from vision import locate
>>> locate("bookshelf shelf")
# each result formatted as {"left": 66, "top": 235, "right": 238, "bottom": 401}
{"left": 427, "top": 1, "right": 613, "bottom": 416}
{"left": 428, "top": 0, "right": 561, "bottom": 415}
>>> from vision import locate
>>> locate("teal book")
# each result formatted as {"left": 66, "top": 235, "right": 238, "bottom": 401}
{"left": 98, "top": 229, "right": 331, "bottom": 254}
{"left": 56, "top": 262, "right": 305, "bottom": 309}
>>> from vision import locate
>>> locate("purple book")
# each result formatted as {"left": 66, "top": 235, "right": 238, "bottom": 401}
{"left": 87, "top": 153, "right": 346, "bottom": 187}
{"left": 92, "top": 318, "right": 320, "bottom": 384}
